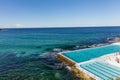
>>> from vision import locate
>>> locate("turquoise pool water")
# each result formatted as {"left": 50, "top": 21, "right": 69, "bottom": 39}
{"left": 63, "top": 43, "right": 120, "bottom": 63}
{"left": 80, "top": 61, "right": 120, "bottom": 80}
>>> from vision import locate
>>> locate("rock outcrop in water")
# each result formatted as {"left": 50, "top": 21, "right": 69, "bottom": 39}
{"left": 107, "top": 37, "right": 120, "bottom": 43}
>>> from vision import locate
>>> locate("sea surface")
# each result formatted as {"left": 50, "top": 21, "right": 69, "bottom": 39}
{"left": 0, "top": 27, "right": 120, "bottom": 80}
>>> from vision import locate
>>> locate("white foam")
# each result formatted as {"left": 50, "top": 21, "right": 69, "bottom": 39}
{"left": 112, "top": 42, "right": 120, "bottom": 45}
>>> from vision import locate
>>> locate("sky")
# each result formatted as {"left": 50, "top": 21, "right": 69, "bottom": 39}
{"left": 0, "top": 0, "right": 120, "bottom": 28}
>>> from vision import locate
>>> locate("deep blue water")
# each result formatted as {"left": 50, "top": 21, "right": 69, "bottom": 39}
{"left": 0, "top": 27, "right": 120, "bottom": 79}
{"left": 1, "top": 27, "right": 120, "bottom": 54}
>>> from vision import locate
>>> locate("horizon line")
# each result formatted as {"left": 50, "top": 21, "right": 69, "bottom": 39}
{"left": 1, "top": 25, "right": 120, "bottom": 29}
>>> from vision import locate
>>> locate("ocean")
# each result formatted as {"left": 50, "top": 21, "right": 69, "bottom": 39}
{"left": 0, "top": 27, "right": 120, "bottom": 80}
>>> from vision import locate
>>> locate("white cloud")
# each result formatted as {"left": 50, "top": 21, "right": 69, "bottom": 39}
{"left": 0, "top": 24, "right": 27, "bottom": 28}
{"left": 14, "top": 24, "right": 26, "bottom": 27}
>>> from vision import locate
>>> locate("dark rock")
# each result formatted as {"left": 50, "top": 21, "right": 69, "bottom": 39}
{"left": 107, "top": 37, "right": 120, "bottom": 43}
{"left": 36, "top": 46, "right": 41, "bottom": 48}
{"left": 45, "top": 48, "right": 52, "bottom": 51}
{"left": 20, "top": 51, "right": 26, "bottom": 54}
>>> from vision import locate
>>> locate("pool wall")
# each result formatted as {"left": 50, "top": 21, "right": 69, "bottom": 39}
{"left": 57, "top": 53, "right": 98, "bottom": 80}
{"left": 57, "top": 53, "right": 76, "bottom": 66}
{"left": 57, "top": 53, "right": 96, "bottom": 80}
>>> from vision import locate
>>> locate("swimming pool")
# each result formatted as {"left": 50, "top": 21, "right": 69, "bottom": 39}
{"left": 80, "top": 61, "right": 120, "bottom": 80}
{"left": 63, "top": 43, "right": 120, "bottom": 63}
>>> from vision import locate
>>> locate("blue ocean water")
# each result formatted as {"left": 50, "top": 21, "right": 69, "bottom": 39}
{"left": 0, "top": 27, "right": 120, "bottom": 79}
{"left": 1, "top": 27, "right": 120, "bottom": 54}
